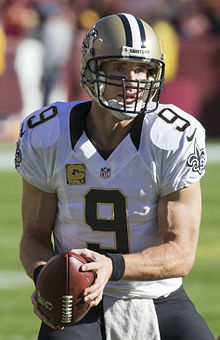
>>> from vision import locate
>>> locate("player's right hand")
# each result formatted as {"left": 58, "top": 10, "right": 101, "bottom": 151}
{"left": 31, "top": 290, "right": 64, "bottom": 331}
{"left": 72, "top": 248, "right": 113, "bottom": 307}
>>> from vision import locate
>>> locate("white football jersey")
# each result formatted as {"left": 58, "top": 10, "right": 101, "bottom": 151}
{"left": 15, "top": 100, "right": 207, "bottom": 299}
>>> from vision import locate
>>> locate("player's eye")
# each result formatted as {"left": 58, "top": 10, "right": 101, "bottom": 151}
{"left": 134, "top": 66, "right": 147, "bottom": 74}
{"left": 135, "top": 68, "right": 144, "bottom": 74}
{"left": 113, "top": 65, "right": 125, "bottom": 73}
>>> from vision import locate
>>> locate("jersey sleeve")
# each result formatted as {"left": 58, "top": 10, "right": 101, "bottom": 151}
{"left": 150, "top": 105, "right": 207, "bottom": 197}
{"left": 14, "top": 105, "right": 60, "bottom": 193}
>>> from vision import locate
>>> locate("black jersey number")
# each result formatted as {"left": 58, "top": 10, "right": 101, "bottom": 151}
{"left": 85, "top": 188, "right": 129, "bottom": 254}
{"left": 158, "top": 108, "right": 190, "bottom": 132}
{"left": 27, "top": 106, "right": 58, "bottom": 129}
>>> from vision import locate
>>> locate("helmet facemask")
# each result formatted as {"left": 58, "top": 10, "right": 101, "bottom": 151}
{"left": 82, "top": 56, "right": 164, "bottom": 120}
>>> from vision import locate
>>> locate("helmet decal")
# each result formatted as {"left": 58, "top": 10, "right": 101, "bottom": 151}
{"left": 82, "top": 28, "right": 98, "bottom": 57}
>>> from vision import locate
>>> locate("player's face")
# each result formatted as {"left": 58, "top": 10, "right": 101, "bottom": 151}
{"left": 101, "top": 60, "right": 149, "bottom": 105}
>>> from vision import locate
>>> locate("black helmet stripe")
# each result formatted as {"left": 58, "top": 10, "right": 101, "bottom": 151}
{"left": 117, "top": 13, "right": 146, "bottom": 48}
{"left": 117, "top": 14, "right": 133, "bottom": 47}
{"left": 135, "top": 16, "right": 146, "bottom": 48}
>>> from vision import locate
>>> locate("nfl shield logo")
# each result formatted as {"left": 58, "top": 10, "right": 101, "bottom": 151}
{"left": 100, "top": 167, "right": 111, "bottom": 179}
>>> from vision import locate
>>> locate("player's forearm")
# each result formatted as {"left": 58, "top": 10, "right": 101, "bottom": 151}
{"left": 20, "top": 233, "right": 55, "bottom": 279}
{"left": 123, "top": 240, "right": 195, "bottom": 281}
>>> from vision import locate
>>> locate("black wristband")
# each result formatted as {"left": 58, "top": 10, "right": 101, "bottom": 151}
{"left": 33, "top": 265, "right": 45, "bottom": 286}
{"left": 105, "top": 253, "right": 125, "bottom": 281}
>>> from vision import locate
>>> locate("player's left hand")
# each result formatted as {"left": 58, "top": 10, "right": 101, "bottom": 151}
{"left": 31, "top": 290, "right": 64, "bottom": 330}
{"left": 72, "top": 248, "right": 113, "bottom": 307}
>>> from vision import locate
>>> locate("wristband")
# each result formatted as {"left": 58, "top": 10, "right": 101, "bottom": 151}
{"left": 33, "top": 264, "right": 45, "bottom": 286}
{"left": 105, "top": 253, "right": 125, "bottom": 281}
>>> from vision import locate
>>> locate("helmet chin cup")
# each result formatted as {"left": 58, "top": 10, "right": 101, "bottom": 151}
{"left": 109, "top": 100, "right": 145, "bottom": 120}
{"left": 100, "top": 98, "right": 144, "bottom": 120}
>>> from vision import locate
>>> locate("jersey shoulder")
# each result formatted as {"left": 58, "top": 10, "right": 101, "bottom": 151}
{"left": 14, "top": 100, "right": 91, "bottom": 185}
{"left": 18, "top": 100, "right": 88, "bottom": 150}
{"left": 147, "top": 103, "right": 205, "bottom": 151}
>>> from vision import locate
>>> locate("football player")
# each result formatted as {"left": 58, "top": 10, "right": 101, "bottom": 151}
{"left": 15, "top": 13, "right": 215, "bottom": 340}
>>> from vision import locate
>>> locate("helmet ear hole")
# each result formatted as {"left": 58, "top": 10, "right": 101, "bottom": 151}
{"left": 90, "top": 60, "right": 96, "bottom": 72}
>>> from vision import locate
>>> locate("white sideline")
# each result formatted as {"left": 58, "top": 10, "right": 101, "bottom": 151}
{"left": 0, "top": 270, "right": 32, "bottom": 290}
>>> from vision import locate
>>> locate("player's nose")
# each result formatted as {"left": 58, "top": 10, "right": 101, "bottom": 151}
{"left": 126, "top": 70, "right": 137, "bottom": 80}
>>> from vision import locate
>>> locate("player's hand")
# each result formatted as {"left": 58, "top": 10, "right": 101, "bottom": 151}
{"left": 31, "top": 290, "right": 64, "bottom": 331}
{"left": 72, "top": 248, "right": 113, "bottom": 307}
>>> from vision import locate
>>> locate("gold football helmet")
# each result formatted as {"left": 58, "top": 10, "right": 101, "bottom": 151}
{"left": 80, "top": 13, "right": 165, "bottom": 120}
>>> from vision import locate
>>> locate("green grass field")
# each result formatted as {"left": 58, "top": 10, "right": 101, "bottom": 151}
{"left": 0, "top": 163, "right": 219, "bottom": 339}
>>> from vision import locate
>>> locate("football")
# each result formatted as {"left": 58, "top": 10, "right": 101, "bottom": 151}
{"left": 36, "top": 251, "right": 95, "bottom": 326}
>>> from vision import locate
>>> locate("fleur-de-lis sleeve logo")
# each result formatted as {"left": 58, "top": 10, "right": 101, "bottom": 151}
{"left": 14, "top": 140, "right": 22, "bottom": 169}
{"left": 187, "top": 139, "right": 207, "bottom": 175}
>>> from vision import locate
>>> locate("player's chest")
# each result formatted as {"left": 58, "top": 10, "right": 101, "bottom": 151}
{"left": 53, "top": 133, "right": 159, "bottom": 206}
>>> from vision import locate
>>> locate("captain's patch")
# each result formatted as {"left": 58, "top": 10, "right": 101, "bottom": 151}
{"left": 66, "top": 164, "right": 86, "bottom": 185}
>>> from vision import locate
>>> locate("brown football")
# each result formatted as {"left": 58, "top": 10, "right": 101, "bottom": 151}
{"left": 36, "top": 251, "right": 95, "bottom": 326}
